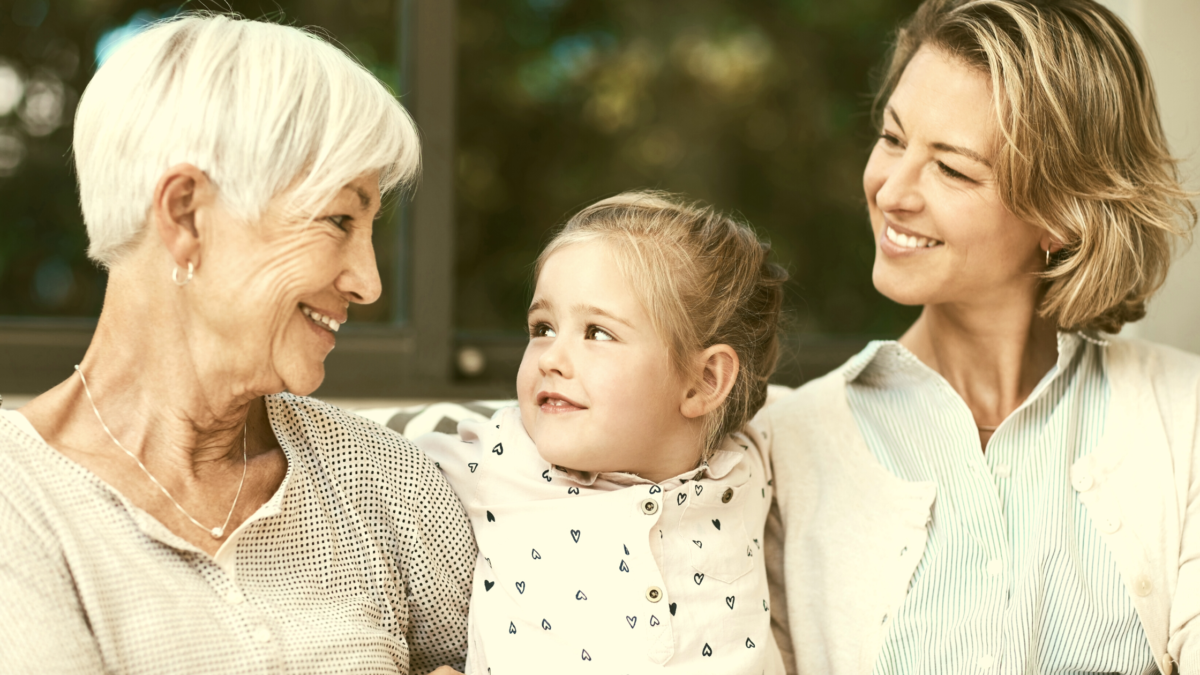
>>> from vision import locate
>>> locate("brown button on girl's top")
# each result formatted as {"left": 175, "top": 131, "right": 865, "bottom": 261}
{"left": 722, "top": 488, "right": 734, "bottom": 503}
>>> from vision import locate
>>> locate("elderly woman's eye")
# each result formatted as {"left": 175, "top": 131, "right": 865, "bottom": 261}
{"left": 325, "top": 215, "right": 349, "bottom": 230}
{"left": 530, "top": 322, "right": 556, "bottom": 338}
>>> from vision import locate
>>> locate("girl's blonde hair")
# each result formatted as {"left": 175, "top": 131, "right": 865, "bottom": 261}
{"left": 536, "top": 191, "right": 787, "bottom": 456}
{"left": 876, "top": 0, "right": 1196, "bottom": 332}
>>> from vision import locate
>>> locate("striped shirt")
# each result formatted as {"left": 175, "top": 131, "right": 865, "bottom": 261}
{"left": 844, "top": 333, "right": 1155, "bottom": 675}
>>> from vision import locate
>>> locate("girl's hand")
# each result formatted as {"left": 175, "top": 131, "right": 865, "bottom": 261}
{"left": 429, "top": 668, "right": 464, "bottom": 675}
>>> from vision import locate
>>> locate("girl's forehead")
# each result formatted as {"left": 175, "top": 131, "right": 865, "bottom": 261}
{"left": 532, "top": 240, "right": 649, "bottom": 316}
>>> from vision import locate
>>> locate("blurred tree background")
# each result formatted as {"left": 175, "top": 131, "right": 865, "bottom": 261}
{"left": 456, "top": 0, "right": 921, "bottom": 339}
{"left": 0, "top": 0, "right": 401, "bottom": 319}
{"left": 0, "top": 0, "right": 921, "bottom": 340}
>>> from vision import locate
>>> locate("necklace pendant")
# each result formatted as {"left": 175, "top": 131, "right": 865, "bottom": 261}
{"left": 211, "top": 526, "right": 224, "bottom": 538}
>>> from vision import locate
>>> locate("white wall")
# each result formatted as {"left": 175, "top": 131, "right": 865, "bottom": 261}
{"left": 1102, "top": 0, "right": 1200, "bottom": 353}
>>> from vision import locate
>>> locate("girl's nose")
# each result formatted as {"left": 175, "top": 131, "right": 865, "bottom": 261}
{"left": 538, "top": 333, "right": 572, "bottom": 378}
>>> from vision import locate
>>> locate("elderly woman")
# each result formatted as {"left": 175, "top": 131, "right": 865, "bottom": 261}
{"left": 763, "top": 1, "right": 1200, "bottom": 674}
{"left": 0, "top": 15, "right": 473, "bottom": 674}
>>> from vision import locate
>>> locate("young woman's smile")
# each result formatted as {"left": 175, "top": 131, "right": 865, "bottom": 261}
{"left": 864, "top": 46, "right": 1047, "bottom": 310}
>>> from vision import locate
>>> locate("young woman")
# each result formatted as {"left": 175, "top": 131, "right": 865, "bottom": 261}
{"left": 763, "top": 1, "right": 1200, "bottom": 673}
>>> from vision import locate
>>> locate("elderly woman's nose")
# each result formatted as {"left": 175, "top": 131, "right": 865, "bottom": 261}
{"left": 336, "top": 238, "right": 383, "bottom": 304}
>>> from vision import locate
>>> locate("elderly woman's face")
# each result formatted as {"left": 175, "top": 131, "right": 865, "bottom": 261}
{"left": 198, "top": 171, "right": 382, "bottom": 396}
{"left": 863, "top": 46, "right": 1047, "bottom": 309}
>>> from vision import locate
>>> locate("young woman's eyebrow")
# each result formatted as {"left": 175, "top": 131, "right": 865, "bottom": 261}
{"left": 889, "top": 105, "right": 991, "bottom": 167}
{"left": 931, "top": 141, "right": 992, "bottom": 167}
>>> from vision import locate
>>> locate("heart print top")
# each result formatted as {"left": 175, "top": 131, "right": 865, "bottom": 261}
{"left": 416, "top": 406, "right": 785, "bottom": 675}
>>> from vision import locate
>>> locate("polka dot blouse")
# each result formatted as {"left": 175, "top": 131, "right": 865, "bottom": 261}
{"left": 416, "top": 406, "right": 786, "bottom": 674}
{"left": 0, "top": 394, "right": 475, "bottom": 674}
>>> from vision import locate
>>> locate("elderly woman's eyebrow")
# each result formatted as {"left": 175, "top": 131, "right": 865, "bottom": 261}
{"left": 352, "top": 186, "right": 374, "bottom": 210}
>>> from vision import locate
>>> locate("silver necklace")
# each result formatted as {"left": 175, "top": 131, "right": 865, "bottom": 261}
{"left": 75, "top": 365, "right": 248, "bottom": 539}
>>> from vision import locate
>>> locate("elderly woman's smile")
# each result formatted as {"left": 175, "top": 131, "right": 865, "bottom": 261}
{"left": 1, "top": 15, "right": 475, "bottom": 673}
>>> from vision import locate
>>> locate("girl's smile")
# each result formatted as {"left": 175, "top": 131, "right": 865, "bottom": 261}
{"left": 516, "top": 239, "right": 704, "bottom": 482}
{"left": 536, "top": 391, "right": 587, "bottom": 413}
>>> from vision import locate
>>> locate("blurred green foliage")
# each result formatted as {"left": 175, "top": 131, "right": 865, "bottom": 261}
{"left": 0, "top": 0, "right": 401, "bottom": 320}
{"left": 456, "top": 0, "right": 922, "bottom": 337}
{"left": 0, "top": 0, "right": 923, "bottom": 338}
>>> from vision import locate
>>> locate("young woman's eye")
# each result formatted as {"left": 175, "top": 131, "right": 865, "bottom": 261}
{"left": 585, "top": 325, "right": 614, "bottom": 341}
{"left": 937, "top": 161, "right": 974, "bottom": 182}
{"left": 325, "top": 215, "right": 349, "bottom": 230}
{"left": 879, "top": 131, "right": 902, "bottom": 147}
{"left": 530, "top": 322, "right": 556, "bottom": 338}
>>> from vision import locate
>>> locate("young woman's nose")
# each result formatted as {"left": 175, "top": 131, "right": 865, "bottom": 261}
{"left": 872, "top": 154, "right": 925, "bottom": 215}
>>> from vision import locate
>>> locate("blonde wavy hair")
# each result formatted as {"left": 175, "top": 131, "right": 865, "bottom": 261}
{"left": 875, "top": 0, "right": 1196, "bottom": 332}
{"left": 536, "top": 191, "right": 788, "bottom": 456}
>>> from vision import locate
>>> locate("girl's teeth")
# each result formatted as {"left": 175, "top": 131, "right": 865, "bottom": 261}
{"left": 328, "top": 319, "right": 340, "bottom": 331}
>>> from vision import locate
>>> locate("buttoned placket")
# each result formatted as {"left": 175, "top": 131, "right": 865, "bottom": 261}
{"left": 929, "top": 373, "right": 1023, "bottom": 673}
{"left": 119, "top": 469, "right": 289, "bottom": 671}
{"left": 977, "top": 341, "right": 1088, "bottom": 675}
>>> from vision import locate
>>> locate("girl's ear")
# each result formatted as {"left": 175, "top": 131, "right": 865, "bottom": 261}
{"left": 680, "top": 344, "right": 739, "bottom": 420}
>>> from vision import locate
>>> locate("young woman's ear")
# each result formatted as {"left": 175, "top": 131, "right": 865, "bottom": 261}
{"left": 151, "top": 163, "right": 213, "bottom": 271}
{"left": 680, "top": 344, "right": 739, "bottom": 419}
{"left": 1039, "top": 233, "right": 1065, "bottom": 256}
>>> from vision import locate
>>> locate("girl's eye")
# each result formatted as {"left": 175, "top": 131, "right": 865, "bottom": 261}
{"left": 530, "top": 322, "right": 556, "bottom": 338}
{"left": 585, "top": 325, "right": 614, "bottom": 341}
{"left": 879, "top": 132, "right": 902, "bottom": 148}
{"left": 326, "top": 215, "right": 349, "bottom": 230}
{"left": 937, "top": 161, "right": 974, "bottom": 182}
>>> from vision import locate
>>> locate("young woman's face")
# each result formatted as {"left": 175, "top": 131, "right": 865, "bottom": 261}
{"left": 517, "top": 240, "right": 696, "bottom": 478}
{"left": 197, "top": 172, "right": 382, "bottom": 396}
{"left": 864, "top": 46, "right": 1047, "bottom": 309}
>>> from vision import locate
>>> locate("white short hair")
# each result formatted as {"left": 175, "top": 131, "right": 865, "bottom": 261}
{"left": 74, "top": 13, "right": 421, "bottom": 267}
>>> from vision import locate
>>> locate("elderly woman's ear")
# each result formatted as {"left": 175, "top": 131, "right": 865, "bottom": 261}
{"left": 151, "top": 163, "right": 215, "bottom": 274}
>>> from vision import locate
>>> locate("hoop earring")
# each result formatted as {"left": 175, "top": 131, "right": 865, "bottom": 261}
{"left": 1045, "top": 248, "right": 1051, "bottom": 267}
{"left": 172, "top": 261, "right": 194, "bottom": 287}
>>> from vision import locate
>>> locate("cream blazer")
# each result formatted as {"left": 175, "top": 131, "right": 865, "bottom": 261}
{"left": 758, "top": 338, "right": 1200, "bottom": 675}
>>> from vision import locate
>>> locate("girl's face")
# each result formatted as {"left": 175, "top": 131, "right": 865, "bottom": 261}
{"left": 864, "top": 46, "right": 1047, "bottom": 309}
{"left": 517, "top": 240, "right": 700, "bottom": 480}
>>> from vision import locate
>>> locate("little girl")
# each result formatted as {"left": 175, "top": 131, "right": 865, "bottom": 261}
{"left": 417, "top": 191, "right": 788, "bottom": 674}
